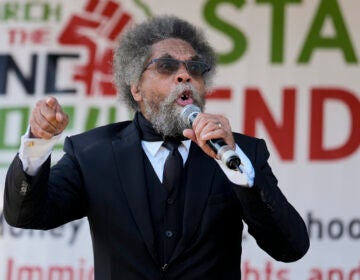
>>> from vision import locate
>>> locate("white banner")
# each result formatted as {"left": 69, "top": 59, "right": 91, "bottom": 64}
{"left": 1, "top": 0, "right": 359, "bottom": 279}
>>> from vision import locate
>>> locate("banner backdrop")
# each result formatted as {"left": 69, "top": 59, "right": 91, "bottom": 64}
{"left": 1, "top": 0, "right": 359, "bottom": 279}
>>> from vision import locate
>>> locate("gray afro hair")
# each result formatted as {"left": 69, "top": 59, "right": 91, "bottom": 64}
{"left": 113, "top": 15, "right": 217, "bottom": 111}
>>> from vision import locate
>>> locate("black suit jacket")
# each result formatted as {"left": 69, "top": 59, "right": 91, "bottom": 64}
{"left": 4, "top": 121, "right": 309, "bottom": 279}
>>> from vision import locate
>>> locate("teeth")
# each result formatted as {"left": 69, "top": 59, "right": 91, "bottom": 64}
{"left": 181, "top": 93, "right": 188, "bottom": 100}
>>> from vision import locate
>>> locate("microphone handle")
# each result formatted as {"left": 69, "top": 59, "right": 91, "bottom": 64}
{"left": 207, "top": 138, "right": 227, "bottom": 153}
{"left": 206, "top": 139, "right": 242, "bottom": 171}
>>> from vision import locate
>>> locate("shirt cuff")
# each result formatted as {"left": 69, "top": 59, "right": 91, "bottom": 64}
{"left": 19, "top": 127, "right": 62, "bottom": 176}
{"left": 215, "top": 144, "right": 255, "bottom": 187}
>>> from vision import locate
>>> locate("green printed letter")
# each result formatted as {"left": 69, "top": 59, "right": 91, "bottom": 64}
{"left": 256, "top": 0, "right": 301, "bottom": 63}
{"left": 203, "top": 0, "right": 247, "bottom": 64}
{"left": 298, "top": 0, "right": 357, "bottom": 63}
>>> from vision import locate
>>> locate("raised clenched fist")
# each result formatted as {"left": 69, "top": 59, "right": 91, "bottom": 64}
{"left": 58, "top": 0, "right": 132, "bottom": 96}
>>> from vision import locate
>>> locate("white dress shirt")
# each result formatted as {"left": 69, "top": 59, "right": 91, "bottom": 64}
{"left": 19, "top": 129, "right": 254, "bottom": 187}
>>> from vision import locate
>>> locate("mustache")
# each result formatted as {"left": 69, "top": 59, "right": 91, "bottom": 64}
{"left": 166, "top": 84, "right": 204, "bottom": 107}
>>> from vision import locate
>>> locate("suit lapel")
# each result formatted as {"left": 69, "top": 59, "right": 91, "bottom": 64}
{"left": 170, "top": 143, "right": 217, "bottom": 261}
{"left": 111, "top": 124, "right": 218, "bottom": 264}
{"left": 111, "top": 123, "right": 158, "bottom": 265}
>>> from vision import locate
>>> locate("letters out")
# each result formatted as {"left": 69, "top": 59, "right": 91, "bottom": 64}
{"left": 242, "top": 87, "right": 360, "bottom": 160}
{"left": 203, "top": 0, "right": 358, "bottom": 64}
{"left": 5, "top": 258, "right": 94, "bottom": 280}
{"left": 1, "top": 86, "right": 359, "bottom": 162}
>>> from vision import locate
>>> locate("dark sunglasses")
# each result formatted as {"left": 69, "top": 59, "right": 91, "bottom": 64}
{"left": 143, "top": 58, "right": 211, "bottom": 77}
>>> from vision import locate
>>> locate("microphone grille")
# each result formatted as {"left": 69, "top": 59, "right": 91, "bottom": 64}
{"left": 181, "top": 104, "right": 202, "bottom": 126}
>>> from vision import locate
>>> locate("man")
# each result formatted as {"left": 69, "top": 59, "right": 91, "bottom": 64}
{"left": 4, "top": 15, "right": 309, "bottom": 279}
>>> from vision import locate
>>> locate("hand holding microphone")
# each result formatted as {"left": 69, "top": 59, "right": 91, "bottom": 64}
{"left": 181, "top": 105, "right": 242, "bottom": 171}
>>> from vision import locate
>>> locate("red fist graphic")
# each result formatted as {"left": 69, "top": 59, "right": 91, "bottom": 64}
{"left": 58, "top": 0, "right": 132, "bottom": 96}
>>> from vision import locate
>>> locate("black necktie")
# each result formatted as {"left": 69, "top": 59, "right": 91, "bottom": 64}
{"left": 162, "top": 141, "right": 183, "bottom": 192}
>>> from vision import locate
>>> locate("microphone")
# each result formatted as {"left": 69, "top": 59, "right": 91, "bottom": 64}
{"left": 181, "top": 104, "right": 242, "bottom": 171}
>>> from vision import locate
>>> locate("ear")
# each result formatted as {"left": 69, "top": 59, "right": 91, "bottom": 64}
{"left": 130, "top": 84, "right": 142, "bottom": 102}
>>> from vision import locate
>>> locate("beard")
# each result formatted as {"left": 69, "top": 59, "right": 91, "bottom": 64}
{"left": 142, "top": 84, "right": 205, "bottom": 138}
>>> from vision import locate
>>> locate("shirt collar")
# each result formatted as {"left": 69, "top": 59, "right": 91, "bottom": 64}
{"left": 142, "top": 139, "right": 191, "bottom": 157}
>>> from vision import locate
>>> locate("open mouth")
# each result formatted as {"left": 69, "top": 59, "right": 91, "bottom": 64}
{"left": 177, "top": 90, "right": 193, "bottom": 106}
{"left": 180, "top": 91, "right": 191, "bottom": 101}
{"left": 176, "top": 90, "right": 194, "bottom": 106}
